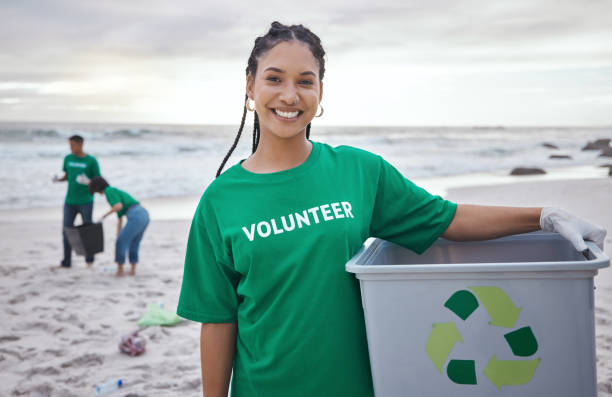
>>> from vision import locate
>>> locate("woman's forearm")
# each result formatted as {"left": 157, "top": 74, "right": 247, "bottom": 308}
{"left": 442, "top": 204, "right": 542, "bottom": 242}
{"left": 103, "top": 203, "right": 123, "bottom": 219}
{"left": 201, "top": 323, "right": 236, "bottom": 397}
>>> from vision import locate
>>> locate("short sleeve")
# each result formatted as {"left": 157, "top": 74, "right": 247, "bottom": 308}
{"left": 369, "top": 156, "right": 457, "bottom": 254}
{"left": 90, "top": 158, "right": 101, "bottom": 178}
{"left": 62, "top": 156, "right": 67, "bottom": 172}
{"left": 105, "top": 188, "right": 120, "bottom": 206}
{"left": 177, "top": 200, "right": 240, "bottom": 323}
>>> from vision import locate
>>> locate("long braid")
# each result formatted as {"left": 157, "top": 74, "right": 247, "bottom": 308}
{"left": 252, "top": 111, "right": 260, "bottom": 153}
{"left": 216, "top": 94, "right": 248, "bottom": 177}
{"left": 252, "top": 112, "right": 257, "bottom": 153}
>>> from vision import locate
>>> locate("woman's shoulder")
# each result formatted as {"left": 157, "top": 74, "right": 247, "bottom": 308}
{"left": 195, "top": 168, "right": 241, "bottom": 208}
{"left": 104, "top": 186, "right": 119, "bottom": 195}
{"left": 318, "top": 141, "right": 382, "bottom": 165}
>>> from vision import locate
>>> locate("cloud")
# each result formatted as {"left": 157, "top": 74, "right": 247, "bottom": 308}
{"left": 0, "top": 0, "right": 611, "bottom": 124}
{"left": 3, "top": 0, "right": 610, "bottom": 61}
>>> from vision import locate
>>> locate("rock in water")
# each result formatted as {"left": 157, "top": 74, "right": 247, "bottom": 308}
{"left": 599, "top": 147, "right": 612, "bottom": 158}
{"left": 582, "top": 139, "right": 611, "bottom": 151}
{"left": 510, "top": 167, "right": 546, "bottom": 176}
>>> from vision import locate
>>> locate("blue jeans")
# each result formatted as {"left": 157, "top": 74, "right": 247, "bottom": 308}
{"left": 116, "top": 205, "right": 150, "bottom": 265}
{"left": 62, "top": 202, "right": 94, "bottom": 266}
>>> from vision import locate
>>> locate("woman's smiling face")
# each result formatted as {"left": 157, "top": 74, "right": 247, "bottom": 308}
{"left": 246, "top": 40, "right": 323, "bottom": 141}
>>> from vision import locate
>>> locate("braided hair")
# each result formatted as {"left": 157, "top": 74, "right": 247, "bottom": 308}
{"left": 216, "top": 21, "right": 326, "bottom": 177}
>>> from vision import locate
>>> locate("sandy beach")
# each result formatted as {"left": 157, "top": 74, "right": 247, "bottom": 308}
{"left": 0, "top": 177, "right": 610, "bottom": 396}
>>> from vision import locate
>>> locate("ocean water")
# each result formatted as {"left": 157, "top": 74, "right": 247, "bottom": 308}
{"left": 0, "top": 122, "right": 610, "bottom": 211}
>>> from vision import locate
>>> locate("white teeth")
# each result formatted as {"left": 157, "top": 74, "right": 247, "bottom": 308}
{"left": 274, "top": 109, "right": 299, "bottom": 119}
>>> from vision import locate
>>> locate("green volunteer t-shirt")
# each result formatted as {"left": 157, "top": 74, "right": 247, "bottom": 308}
{"left": 104, "top": 186, "right": 139, "bottom": 218}
{"left": 177, "top": 140, "right": 457, "bottom": 397}
{"left": 62, "top": 154, "right": 101, "bottom": 205}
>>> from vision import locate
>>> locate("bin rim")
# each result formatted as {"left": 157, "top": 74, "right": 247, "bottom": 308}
{"left": 346, "top": 233, "right": 610, "bottom": 274}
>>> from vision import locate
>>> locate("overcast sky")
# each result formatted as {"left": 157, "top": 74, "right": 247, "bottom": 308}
{"left": 1, "top": 0, "right": 611, "bottom": 126}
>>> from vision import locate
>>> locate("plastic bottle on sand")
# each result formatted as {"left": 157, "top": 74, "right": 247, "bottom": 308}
{"left": 94, "top": 379, "right": 123, "bottom": 395}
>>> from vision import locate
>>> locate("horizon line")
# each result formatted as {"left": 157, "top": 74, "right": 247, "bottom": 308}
{"left": 0, "top": 119, "right": 610, "bottom": 130}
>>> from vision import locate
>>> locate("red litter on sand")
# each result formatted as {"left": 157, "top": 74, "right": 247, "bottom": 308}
{"left": 119, "top": 332, "right": 146, "bottom": 356}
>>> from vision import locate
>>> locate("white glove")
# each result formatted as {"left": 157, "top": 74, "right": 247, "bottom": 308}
{"left": 540, "top": 207, "right": 606, "bottom": 252}
{"left": 52, "top": 174, "right": 61, "bottom": 183}
{"left": 76, "top": 173, "right": 91, "bottom": 185}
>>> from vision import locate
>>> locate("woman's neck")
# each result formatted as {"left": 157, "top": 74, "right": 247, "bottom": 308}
{"left": 242, "top": 133, "right": 312, "bottom": 174}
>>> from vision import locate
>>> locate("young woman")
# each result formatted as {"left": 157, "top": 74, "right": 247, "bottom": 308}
{"left": 177, "top": 22, "right": 606, "bottom": 397}
{"left": 89, "top": 176, "right": 150, "bottom": 277}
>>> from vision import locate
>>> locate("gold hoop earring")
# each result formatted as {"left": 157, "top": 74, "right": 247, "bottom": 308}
{"left": 245, "top": 98, "right": 255, "bottom": 112}
{"left": 315, "top": 104, "right": 324, "bottom": 118}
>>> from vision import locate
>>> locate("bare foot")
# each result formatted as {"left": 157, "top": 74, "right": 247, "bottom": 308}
{"left": 86, "top": 262, "right": 93, "bottom": 269}
{"left": 129, "top": 264, "right": 136, "bottom": 276}
{"left": 116, "top": 265, "right": 125, "bottom": 277}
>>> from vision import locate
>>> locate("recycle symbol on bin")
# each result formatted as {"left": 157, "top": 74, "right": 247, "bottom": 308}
{"left": 426, "top": 286, "right": 541, "bottom": 389}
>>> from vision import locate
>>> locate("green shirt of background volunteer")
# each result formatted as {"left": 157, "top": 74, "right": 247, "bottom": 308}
{"left": 104, "top": 187, "right": 139, "bottom": 218}
{"left": 178, "top": 142, "right": 457, "bottom": 397}
{"left": 62, "top": 153, "right": 101, "bottom": 205}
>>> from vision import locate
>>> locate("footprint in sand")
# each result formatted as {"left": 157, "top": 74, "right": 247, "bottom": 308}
{"left": 50, "top": 294, "right": 82, "bottom": 303}
{"left": 128, "top": 364, "right": 152, "bottom": 371}
{"left": 163, "top": 344, "right": 194, "bottom": 357}
{"left": 123, "top": 393, "right": 147, "bottom": 397}
{"left": 8, "top": 294, "right": 26, "bottom": 305}
{"left": 13, "top": 321, "right": 64, "bottom": 335}
{"left": 10, "top": 383, "right": 55, "bottom": 397}
{"left": 60, "top": 353, "right": 104, "bottom": 368}
{"left": 143, "top": 291, "right": 164, "bottom": 298}
{"left": 52, "top": 313, "right": 86, "bottom": 330}
{"left": 176, "top": 364, "right": 199, "bottom": 372}
{"left": 0, "top": 266, "right": 28, "bottom": 277}
{"left": 27, "top": 366, "right": 61, "bottom": 376}
{"left": 5, "top": 308, "right": 20, "bottom": 316}
{"left": 0, "top": 347, "right": 23, "bottom": 358}
{"left": 152, "top": 381, "right": 177, "bottom": 390}
{"left": 43, "top": 348, "right": 65, "bottom": 358}
{"left": 178, "top": 377, "right": 202, "bottom": 391}
{"left": 0, "top": 335, "right": 20, "bottom": 343}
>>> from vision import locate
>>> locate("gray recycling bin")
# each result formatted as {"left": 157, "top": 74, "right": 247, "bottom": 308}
{"left": 346, "top": 232, "right": 609, "bottom": 397}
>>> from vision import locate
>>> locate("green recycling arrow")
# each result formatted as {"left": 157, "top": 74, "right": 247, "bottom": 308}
{"left": 504, "top": 326, "right": 538, "bottom": 357}
{"left": 426, "top": 322, "right": 463, "bottom": 373}
{"left": 444, "top": 290, "right": 479, "bottom": 321}
{"left": 483, "top": 355, "right": 540, "bottom": 389}
{"left": 469, "top": 286, "right": 522, "bottom": 328}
